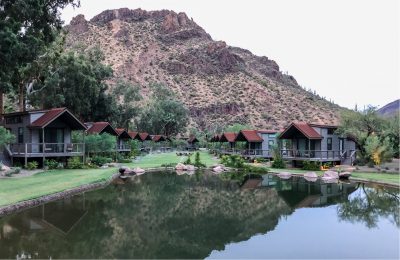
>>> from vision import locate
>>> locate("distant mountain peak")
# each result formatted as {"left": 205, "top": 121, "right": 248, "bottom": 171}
{"left": 377, "top": 99, "right": 399, "bottom": 118}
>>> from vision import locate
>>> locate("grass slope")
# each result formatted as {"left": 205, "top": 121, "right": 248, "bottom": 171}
{"left": 0, "top": 168, "right": 115, "bottom": 207}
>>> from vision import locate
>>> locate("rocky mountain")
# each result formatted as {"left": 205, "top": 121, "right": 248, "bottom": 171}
{"left": 65, "top": 8, "right": 342, "bottom": 131}
{"left": 377, "top": 99, "right": 399, "bottom": 118}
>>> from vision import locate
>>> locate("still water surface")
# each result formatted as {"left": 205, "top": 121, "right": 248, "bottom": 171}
{"left": 0, "top": 172, "right": 399, "bottom": 259}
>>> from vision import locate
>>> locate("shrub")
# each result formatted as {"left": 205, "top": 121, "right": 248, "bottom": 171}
{"left": 67, "top": 157, "right": 84, "bottom": 169}
{"left": 194, "top": 152, "right": 206, "bottom": 168}
{"left": 184, "top": 154, "right": 192, "bottom": 165}
{"left": 302, "top": 161, "right": 320, "bottom": 171}
{"left": 45, "top": 159, "right": 59, "bottom": 170}
{"left": 221, "top": 155, "right": 245, "bottom": 168}
{"left": 26, "top": 161, "right": 39, "bottom": 170}
{"left": 91, "top": 156, "right": 112, "bottom": 166}
{"left": 271, "top": 145, "right": 285, "bottom": 169}
{"left": 271, "top": 158, "right": 286, "bottom": 169}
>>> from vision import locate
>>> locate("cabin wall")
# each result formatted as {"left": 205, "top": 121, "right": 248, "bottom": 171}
{"left": 3, "top": 114, "right": 32, "bottom": 144}
{"left": 313, "top": 127, "right": 340, "bottom": 151}
{"left": 259, "top": 133, "right": 277, "bottom": 151}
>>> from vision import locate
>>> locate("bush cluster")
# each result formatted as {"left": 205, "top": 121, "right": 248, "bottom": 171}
{"left": 91, "top": 156, "right": 112, "bottom": 166}
{"left": 67, "top": 157, "right": 84, "bottom": 169}
{"left": 221, "top": 155, "right": 245, "bottom": 168}
{"left": 26, "top": 161, "right": 38, "bottom": 170}
{"left": 302, "top": 161, "right": 320, "bottom": 171}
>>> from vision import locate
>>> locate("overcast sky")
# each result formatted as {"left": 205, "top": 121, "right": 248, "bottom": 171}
{"left": 61, "top": 0, "right": 399, "bottom": 109}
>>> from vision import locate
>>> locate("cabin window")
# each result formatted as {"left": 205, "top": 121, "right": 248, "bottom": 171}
{"left": 327, "top": 137, "right": 332, "bottom": 150}
{"left": 5, "top": 116, "right": 22, "bottom": 124}
{"left": 327, "top": 128, "right": 335, "bottom": 135}
{"left": 18, "top": 127, "right": 24, "bottom": 143}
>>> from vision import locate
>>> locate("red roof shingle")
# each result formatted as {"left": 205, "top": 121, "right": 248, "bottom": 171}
{"left": 220, "top": 132, "right": 237, "bottom": 143}
{"left": 86, "top": 122, "right": 118, "bottom": 136}
{"left": 152, "top": 135, "right": 166, "bottom": 142}
{"left": 279, "top": 122, "right": 322, "bottom": 140}
{"left": 235, "top": 130, "right": 264, "bottom": 143}
{"left": 139, "top": 132, "right": 152, "bottom": 141}
{"left": 128, "top": 131, "right": 139, "bottom": 140}
{"left": 115, "top": 128, "right": 131, "bottom": 139}
{"left": 30, "top": 108, "right": 86, "bottom": 130}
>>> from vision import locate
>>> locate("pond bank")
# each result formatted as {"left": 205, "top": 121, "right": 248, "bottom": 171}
{"left": 0, "top": 171, "right": 119, "bottom": 217}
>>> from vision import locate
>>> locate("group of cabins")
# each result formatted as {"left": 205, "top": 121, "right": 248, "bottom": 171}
{"left": 211, "top": 122, "right": 356, "bottom": 165}
{"left": 0, "top": 107, "right": 357, "bottom": 167}
{"left": 0, "top": 108, "right": 171, "bottom": 167}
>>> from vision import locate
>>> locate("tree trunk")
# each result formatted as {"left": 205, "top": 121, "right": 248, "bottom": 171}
{"left": 19, "top": 83, "right": 24, "bottom": 112}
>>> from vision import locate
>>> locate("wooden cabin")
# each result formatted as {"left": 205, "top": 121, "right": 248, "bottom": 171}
{"left": 85, "top": 122, "right": 129, "bottom": 153}
{"left": 278, "top": 122, "right": 356, "bottom": 165}
{"left": 219, "top": 132, "right": 237, "bottom": 149}
{"left": 115, "top": 128, "right": 132, "bottom": 152}
{"left": 257, "top": 130, "right": 279, "bottom": 158}
{"left": 234, "top": 130, "right": 264, "bottom": 157}
{"left": 187, "top": 136, "right": 199, "bottom": 150}
{"left": 1, "top": 108, "right": 86, "bottom": 167}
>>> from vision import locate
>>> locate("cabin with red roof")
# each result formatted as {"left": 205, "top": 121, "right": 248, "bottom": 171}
{"left": 278, "top": 122, "right": 356, "bottom": 164}
{"left": 115, "top": 128, "right": 132, "bottom": 152}
{"left": 219, "top": 132, "right": 237, "bottom": 149}
{"left": 1, "top": 108, "right": 86, "bottom": 167}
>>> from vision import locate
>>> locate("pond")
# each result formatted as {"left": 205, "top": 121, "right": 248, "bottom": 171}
{"left": 0, "top": 171, "right": 399, "bottom": 259}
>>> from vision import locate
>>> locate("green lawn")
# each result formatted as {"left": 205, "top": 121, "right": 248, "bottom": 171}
{"left": 124, "top": 151, "right": 219, "bottom": 169}
{"left": 0, "top": 168, "right": 115, "bottom": 207}
{"left": 269, "top": 167, "right": 399, "bottom": 185}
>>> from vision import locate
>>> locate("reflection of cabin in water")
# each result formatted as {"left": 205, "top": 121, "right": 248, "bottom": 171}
{"left": 1, "top": 194, "right": 88, "bottom": 237}
{"left": 246, "top": 174, "right": 358, "bottom": 208}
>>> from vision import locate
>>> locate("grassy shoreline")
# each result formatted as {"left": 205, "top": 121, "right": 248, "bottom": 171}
{"left": 269, "top": 168, "right": 400, "bottom": 185}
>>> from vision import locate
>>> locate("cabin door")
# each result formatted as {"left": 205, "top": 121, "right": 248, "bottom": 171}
{"left": 44, "top": 128, "right": 64, "bottom": 152}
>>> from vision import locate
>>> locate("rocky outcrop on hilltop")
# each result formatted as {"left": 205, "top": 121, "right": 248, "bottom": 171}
{"left": 65, "top": 8, "right": 342, "bottom": 130}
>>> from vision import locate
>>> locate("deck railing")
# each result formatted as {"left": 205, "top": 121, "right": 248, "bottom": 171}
{"left": 280, "top": 149, "right": 352, "bottom": 160}
{"left": 9, "top": 143, "right": 85, "bottom": 155}
{"left": 219, "top": 149, "right": 273, "bottom": 157}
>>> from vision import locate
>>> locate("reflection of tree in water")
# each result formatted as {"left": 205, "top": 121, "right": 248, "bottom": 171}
{"left": 0, "top": 172, "right": 292, "bottom": 259}
{"left": 337, "top": 183, "right": 399, "bottom": 228}
{"left": 1, "top": 173, "right": 398, "bottom": 259}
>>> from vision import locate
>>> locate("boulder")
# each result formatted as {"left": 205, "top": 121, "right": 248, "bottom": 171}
{"left": 213, "top": 166, "right": 224, "bottom": 173}
{"left": 133, "top": 167, "right": 145, "bottom": 175}
{"left": 100, "top": 165, "right": 108, "bottom": 169}
{"left": 175, "top": 163, "right": 187, "bottom": 171}
{"left": 186, "top": 165, "right": 195, "bottom": 171}
{"left": 176, "top": 170, "right": 186, "bottom": 175}
{"left": 1, "top": 165, "right": 11, "bottom": 172}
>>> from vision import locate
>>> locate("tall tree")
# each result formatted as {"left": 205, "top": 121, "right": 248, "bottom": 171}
{"left": 0, "top": 0, "right": 80, "bottom": 113}
{"left": 29, "top": 48, "right": 116, "bottom": 121}
{"left": 111, "top": 80, "right": 142, "bottom": 129}
{"left": 138, "top": 84, "right": 188, "bottom": 136}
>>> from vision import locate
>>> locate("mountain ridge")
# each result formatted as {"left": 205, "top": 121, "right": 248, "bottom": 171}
{"left": 65, "top": 8, "right": 343, "bottom": 131}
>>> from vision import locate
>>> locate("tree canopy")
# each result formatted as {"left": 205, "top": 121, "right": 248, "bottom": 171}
{"left": 138, "top": 84, "right": 188, "bottom": 136}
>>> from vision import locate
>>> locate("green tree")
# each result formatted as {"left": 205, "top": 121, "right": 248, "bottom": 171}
{"left": 0, "top": 127, "right": 15, "bottom": 148}
{"left": 364, "top": 135, "right": 393, "bottom": 165}
{"left": 29, "top": 48, "right": 117, "bottom": 121}
{"left": 336, "top": 107, "right": 387, "bottom": 161}
{"left": 111, "top": 80, "right": 142, "bottom": 128}
{"left": 0, "top": 0, "right": 80, "bottom": 113}
{"left": 225, "top": 123, "right": 251, "bottom": 133}
{"left": 85, "top": 133, "right": 116, "bottom": 157}
{"left": 138, "top": 84, "right": 188, "bottom": 136}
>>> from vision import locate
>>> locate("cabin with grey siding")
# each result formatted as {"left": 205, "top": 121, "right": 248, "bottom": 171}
{"left": 278, "top": 122, "right": 356, "bottom": 165}
{"left": 1, "top": 108, "right": 86, "bottom": 167}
